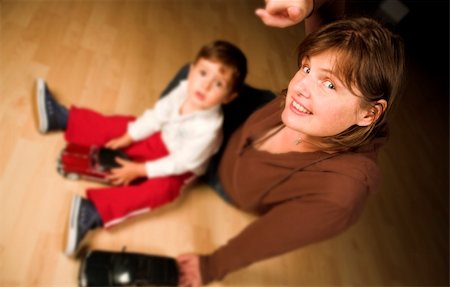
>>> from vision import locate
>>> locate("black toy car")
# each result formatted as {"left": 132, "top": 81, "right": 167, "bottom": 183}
{"left": 79, "top": 249, "right": 179, "bottom": 287}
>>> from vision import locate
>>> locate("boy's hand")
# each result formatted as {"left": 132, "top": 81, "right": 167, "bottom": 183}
{"left": 106, "top": 158, "right": 146, "bottom": 185}
{"left": 105, "top": 133, "right": 133, "bottom": 150}
{"left": 177, "top": 254, "right": 202, "bottom": 287}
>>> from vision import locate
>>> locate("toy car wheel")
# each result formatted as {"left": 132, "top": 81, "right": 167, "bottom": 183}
{"left": 56, "top": 158, "right": 64, "bottom": 175}
{"left": 66, "top": 172, "right": 80, "bottom": 181}
{"left": 57, "top": 166, "right": 64, "bottom": 176}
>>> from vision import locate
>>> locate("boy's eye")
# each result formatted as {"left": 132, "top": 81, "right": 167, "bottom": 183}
{"left": 200, "top": 70, "right": 207, "bottom": 76}
{"left": 215, "top": 81, "right": 223, "bottom": 88}
{"left": 302, "top": 66, "right": 311, "bottom": 74}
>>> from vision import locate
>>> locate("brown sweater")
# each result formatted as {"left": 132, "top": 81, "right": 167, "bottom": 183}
{"left": 199, "top": 97, "right": 384, "bottom": 284}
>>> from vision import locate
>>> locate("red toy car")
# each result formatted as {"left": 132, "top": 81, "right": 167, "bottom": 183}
{"left": 57, "top": 143, "right": 130, "bottom": 184}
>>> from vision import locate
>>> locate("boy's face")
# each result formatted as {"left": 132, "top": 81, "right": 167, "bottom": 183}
{"left": 185, "top": 58, "right": 237, "bottom": 111}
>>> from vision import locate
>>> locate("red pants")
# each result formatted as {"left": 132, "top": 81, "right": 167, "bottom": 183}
{"left": 65, "top": 106, "right": 193, "bottom": 228}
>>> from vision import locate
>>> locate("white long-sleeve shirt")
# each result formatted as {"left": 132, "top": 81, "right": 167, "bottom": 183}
{"left": 127, "top": 80, "right": 223, "bottom": 178}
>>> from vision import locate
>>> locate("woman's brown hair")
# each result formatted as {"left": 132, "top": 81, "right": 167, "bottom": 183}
{"left": 296, "top": 17, "right": 405, "bottom": 151}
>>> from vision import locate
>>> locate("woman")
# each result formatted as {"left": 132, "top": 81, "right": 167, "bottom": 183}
{"left": 177, "top": 16, "right": 405, "bottom": 286}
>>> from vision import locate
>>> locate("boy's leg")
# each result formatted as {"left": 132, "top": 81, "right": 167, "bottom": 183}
{"left": 64, "top": 106, "right": 135, "bottom": 147}
{"left": 66, "top": 108, "right": 170, "bottom": 161}
{"left": 65, "top": 173, "right": 193, "bottom": 256}
{"left": 65, "top": 107, "right": 171, "bottom": 164}
{"left": 86, "top": 173, "right": 193, "bottom": 228}
{"left": 34, "top": 79, "right": 133, "bottom": 145}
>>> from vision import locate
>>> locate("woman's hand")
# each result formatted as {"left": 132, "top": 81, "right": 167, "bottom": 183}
{"left": 177, "top": 254, "right": 203, "bottom": 287}
{"left": 106, "top": 158, "right": 146, "bottom": 185}
{"left": 255, "top": 0, "right": 314, "bottom": 28}
{"left": 105, "top": 133, "right": 134, "bottom": 150}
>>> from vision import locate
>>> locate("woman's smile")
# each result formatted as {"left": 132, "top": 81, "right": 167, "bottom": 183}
{"left": 290, "top": 99, "right": 312, "bottom": 115}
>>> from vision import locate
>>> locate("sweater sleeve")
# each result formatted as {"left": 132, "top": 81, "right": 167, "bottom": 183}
{"left": 199, "top": 184, "right": 369, "bottom": 284}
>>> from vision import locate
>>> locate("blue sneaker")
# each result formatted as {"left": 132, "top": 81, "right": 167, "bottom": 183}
{"left": 65, "top": 194, "right": 102, "bottom": 257}
{"left": 35, "top": 78, "right": 68, "bottom": 133}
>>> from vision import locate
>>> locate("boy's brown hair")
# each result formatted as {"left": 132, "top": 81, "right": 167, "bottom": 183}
{"left": 194, "top": 40, "right": 247, "bottom": 94}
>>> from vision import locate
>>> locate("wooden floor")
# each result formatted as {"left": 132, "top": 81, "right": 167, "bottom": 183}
{"left": 0, "top": 1, "right": 448, "bottom": 286}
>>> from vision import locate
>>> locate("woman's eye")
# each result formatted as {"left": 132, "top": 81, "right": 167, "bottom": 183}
{"left": 324, "top": 81, "right": 335, "bottom": 90}
{"left": 200, "top": 70, "right": 207, "bottom": 76}
{"left": 302, "top": 66, "right": 311, "bottom": 74}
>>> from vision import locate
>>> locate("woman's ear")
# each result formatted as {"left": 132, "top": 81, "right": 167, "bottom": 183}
{"left": 222, "top": 92, "right": 238, "bottom": 104}
{"left": 357, "top": 99, "right": 388, "bottom": 127}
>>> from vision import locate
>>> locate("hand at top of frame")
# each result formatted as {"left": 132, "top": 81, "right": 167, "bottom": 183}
{"left": 255, "top": 0, "right": 314, "bottom": 28}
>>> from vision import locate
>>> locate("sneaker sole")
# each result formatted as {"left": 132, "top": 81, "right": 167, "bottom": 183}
{"left": 65, "top": 194, "right": 81, "bottom": 256}
{"left": 35, "top": 78, "right": 48, "bottom": 133}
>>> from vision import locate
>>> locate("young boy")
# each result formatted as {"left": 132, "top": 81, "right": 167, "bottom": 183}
{"left": 35, "top": 40, "right": 247, "bottom": 256}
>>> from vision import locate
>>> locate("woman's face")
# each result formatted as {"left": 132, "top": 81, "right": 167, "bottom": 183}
{"left": 281, "top": 50, "right": 371, "bottom": 140}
